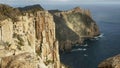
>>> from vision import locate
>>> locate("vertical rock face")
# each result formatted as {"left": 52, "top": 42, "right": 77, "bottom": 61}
{"left": 0, "top": 4, "right": 60, "bottom": 68}
{"left": 35, "top": 11, "right": 60, "bottom": 68}
{"left": 0, "top": 19, "right": 13, "bottom": 43}
{"left": 98, "top": 54, "right": 120, "bottom": 68}
{"left": 49, "top": 7, "right": 100, "bottom": 51}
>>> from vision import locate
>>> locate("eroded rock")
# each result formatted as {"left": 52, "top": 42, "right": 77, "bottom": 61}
{"left": 49, "top": 7, "right": 100, "bottom": 51}
{"left": 0, "top": 4, "right": 60, "bottom": 68}
{"left": 98, "top": 54, "right": 120, "bottom": 68}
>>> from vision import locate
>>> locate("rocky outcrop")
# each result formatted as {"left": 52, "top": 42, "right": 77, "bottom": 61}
{"left": 49, "top": 7, "right": 100, "bottom": 51}
{"left": 0, "top": 4, "right": 21, "bottom": 21}
{"left": 18, "top": 4, "right": 44, "bottom": 11}
{"left": 18, "top": 4, "right": 44, "bottom": 14}
{"left": 98, "top": 54, "right": 120, "bottom": 68}
{"left": 34, "top": 11, "right": 60, "bottom": 68}
{"left": 0, "top": 4, "right": 60, "bottom": 68}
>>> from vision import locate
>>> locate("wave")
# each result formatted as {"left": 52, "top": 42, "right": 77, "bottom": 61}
{"left": 74, "top": 43, "right": 88, "bottom": 47}
{"left": 84, "top": 54, "right": 88, "bottom": 56}
{"left": 82, "top": 43, "right": 88, "bottom": 47}
{"left": 96, "top": 33, "right": 104, "bottom": 38}
{"left": 71, "top": 48, "right": 87, "bottom": 52}
{"left": 90, "top": 33, "right": 104, "bottom": 41}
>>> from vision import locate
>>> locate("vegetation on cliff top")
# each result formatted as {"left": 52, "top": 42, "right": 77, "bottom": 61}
{"left": 18, "top": 4, "right": 44, "bottom": 14}
{"left": 0, "top": 4, "right": 44, "bottom": 21}
{"left": 0, "top": 4, "right": 21, "bottom": 21}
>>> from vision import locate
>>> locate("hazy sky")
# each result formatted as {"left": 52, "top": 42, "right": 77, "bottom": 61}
{"left": 0, "top": 0, "right": 120, "bottom": 6}
{"left": 0, "top": 0, "right": 120, "bottom": 10}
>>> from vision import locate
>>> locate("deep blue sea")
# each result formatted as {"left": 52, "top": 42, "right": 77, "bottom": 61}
{"left": 55, "top": 4, "right": 120, "bottom": 68}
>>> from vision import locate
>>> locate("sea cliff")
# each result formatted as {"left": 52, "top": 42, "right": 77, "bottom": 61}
{"left": 49, "top": 7, "right": 100, "bottom": 52}
{"left": 0, "top": 4, "right": 60, "bottom": 68}
{"left": 0, "top": 4, "right": 100, "bottom": 68}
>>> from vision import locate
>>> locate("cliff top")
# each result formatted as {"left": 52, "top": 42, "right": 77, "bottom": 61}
{"left": 49, "top": 7, "right": 81, "bottom": 14}
{"left": 18, "top": 4, "right": 44, "bottom": 13}
{"left": 0, "top": 4, "right": 91, "bottom": 21}
{"left": 0, "top": 4, "right": 11, "bottom": 8}
{"left": 49, "top": 6, "right": 90, "bottom": 16}
{"left": 0, "top": 4, "right": 44, "bottom": 21}
{"left": 0, "top": 4, "right": 21, "bottom": 21}
{"left": 49, "top": 9, "right": 62, "bottom": 14}
{"left": 72, "top": 7, "right": 81, "bottom": 11}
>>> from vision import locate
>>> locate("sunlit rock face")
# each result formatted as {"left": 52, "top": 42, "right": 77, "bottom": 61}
{"left": 98, "top": 54, "right": 120, "bottom": 68}
{"left": 0, "top": 4, "right": 60, "bottom": 68}
{"left": 34, "top": 11, "right": 60, "bottom": 68}
{"left": 49, "top": 7, "right": 100, "bottom": 52}
{"left": 0, "top": 4, "right": 100, "bottom": 68}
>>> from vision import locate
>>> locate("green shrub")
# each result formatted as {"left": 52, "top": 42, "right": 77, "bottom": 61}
{"left": 27, "top": 39, "right": 31, "bottom": 46}
{"left": 4, "top": 41, "right": 11, "bottom": 47}
{"left": 36, "top": 45, "right": 42, "bottom": 56}
{"left": 44, "top": 60, "right": 54, "bottom": 66}
{"left": 13, "top": 33, "right": 17, "bottom": 38}
{"left": 17, "top": 35, "right": 24, "bottom": 50}
{"left": 17, "top": 45, "right": 22, "bottom": 50}
{"left": 17, "top": 41, "right": 24, "bottom": 46}
{"left": 17, "top": 35, "right": 24, "bottom": 42}
{"left": 0, "top": 4, "right": 21, "bottom": 21}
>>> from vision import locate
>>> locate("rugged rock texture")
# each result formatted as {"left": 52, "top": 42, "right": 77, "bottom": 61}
{"left": 35, "top": 11, "right": 60, "bottom": 68}
{"left": 0, "top": 4, "right": 60, "bottom": 68}
{"left": 0, "top": 4, "right": 21, "bottom": 21}
{"left": 49, "top": 7, "right": 100, "bottom": 51}
{"left": 0, "top": 4, "right": 100, "bottom": 68}
{"left": 98, "top": 54, "right": 120, "bottom": 68}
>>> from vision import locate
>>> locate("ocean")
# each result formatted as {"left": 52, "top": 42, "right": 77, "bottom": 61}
{"left": 58, "top": 4, "right": 120, "bottom": 68}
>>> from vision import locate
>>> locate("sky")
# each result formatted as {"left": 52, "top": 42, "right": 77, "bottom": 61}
{"left": 0, "top": 0, "right": 120, "bottom": 9}
{"left": 0, "top": 0, "right": 120, "bottom": 5}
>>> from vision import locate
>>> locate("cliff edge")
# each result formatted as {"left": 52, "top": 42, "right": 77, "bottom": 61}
{"left": 49, "top": 7, "right": 100, "bottom": 52}
{"left": 0, "top": 4, "right": 60, "bottom": 68}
